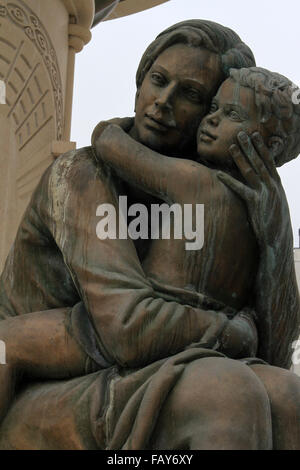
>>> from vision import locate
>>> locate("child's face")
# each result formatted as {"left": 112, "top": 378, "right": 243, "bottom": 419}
{"left": 197, "top": 78, "right": 266, "bottom": 169}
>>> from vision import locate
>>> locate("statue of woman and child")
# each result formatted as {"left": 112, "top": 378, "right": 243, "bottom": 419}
{"left": 0, "top": 20, "right": 299, "bottom": 450}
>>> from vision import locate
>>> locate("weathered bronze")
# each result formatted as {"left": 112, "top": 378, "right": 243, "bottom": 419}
{"left": 0, "top": 20, "right": 299, "bottom": 450}
{"left": 93, "top": 0, "right": 120, "bottom": 26}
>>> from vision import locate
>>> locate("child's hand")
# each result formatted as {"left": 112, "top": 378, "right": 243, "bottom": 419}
{"left": 183, "top": 308, "right": 258, "bottom": 359}
{"left": 217, "top": 131, "right": 292, "bottom": 251}
{"left": 219, "top": 309, "right": 258, "bottom": 358}
{"left": 91, "top": 117, "right": 133, "bottom": 148}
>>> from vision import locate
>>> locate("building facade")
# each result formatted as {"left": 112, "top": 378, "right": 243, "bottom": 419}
{"left": 0, "top": 0, "right": 168, "bottom": 271}
{"left": 293, "top": 249, "right": 300, "bottom": 375}
{"left": 0, "top": 0, "right": 94, "bottom": 270}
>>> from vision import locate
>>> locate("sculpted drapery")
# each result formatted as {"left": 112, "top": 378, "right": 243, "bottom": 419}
{"left": 0, "top": 20, "right": 299, "bottom": 450}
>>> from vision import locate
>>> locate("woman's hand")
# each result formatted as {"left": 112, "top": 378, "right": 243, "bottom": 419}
{"left": 216, "top": 131, "right": 299, "bottom": 367}
{"left": 217, "top": 131, "right": 293, "bottom": 251}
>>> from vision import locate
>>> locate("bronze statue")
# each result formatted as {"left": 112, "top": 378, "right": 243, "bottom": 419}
{"left": 0, "top": 20, "right": 299, "bottom": 450}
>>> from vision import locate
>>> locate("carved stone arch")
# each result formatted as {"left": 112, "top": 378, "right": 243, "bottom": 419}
{"left": 0, "top": 0, "right": 94, "bottom": 270}
{"left": 0, "top": 1, "right": 64, "bottom": 268}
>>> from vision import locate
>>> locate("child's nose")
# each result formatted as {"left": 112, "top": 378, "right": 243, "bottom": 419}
{"left": 207, "top": 111, "right": 220, "bottom": 127}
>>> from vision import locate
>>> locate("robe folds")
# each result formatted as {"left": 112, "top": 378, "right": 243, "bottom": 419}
{"left": 0, "top": 145, "right": 260, "bottom": 449}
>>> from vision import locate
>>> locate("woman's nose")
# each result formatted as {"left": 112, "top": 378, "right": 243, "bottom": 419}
{"left": 155, "top": 83, "right": 177, "bottom": 110}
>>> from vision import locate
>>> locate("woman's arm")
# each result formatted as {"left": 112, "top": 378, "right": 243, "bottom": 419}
{"left": 218, "top": 131, "right": 300, "bottom": 368}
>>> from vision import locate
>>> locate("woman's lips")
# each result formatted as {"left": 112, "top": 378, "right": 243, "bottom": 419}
{"left": 144, "top": 114, "right": 176, "bottom": 132}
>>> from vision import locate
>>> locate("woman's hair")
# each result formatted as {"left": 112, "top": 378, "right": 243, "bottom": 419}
{"left": 136, "top": 19, "right": 256, "bottom": 89}
{"left": 229, "top": 67, "right": 300, "bottom": 166}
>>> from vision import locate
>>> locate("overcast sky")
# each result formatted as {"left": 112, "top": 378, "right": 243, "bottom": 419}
{"left": 71, "top": 0, "right": 300, "bottom": 246}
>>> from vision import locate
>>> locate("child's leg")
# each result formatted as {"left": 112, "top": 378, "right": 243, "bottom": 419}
{"left": 0, "top": 306, "right": 88, "bottom": 422}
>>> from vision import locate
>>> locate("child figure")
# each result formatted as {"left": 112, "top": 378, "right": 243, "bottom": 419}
{"left": 94, "top": 66, "right": 300, "bottom": 365}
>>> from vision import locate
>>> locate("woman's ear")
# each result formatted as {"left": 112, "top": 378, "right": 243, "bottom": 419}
{"left": 268, "top": 136, "right": 284, "bottom": 161}
{"left": 134, "top": 89, "right": 140, "bottom": 113}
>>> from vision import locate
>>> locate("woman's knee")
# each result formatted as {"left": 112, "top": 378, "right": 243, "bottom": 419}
{"left": 251, "top": 364, "right": 300, "bottom": 413}
{"left": 250, "top": 364, "right": 300, "bottom": 449}
{"left": 166, "top": 357, "right": 271, "bottom": 424}
{"left": 155, "top": 357, "right": 272, "bottom": 449}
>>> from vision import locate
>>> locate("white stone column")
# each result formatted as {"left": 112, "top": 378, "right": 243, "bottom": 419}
{"left": 292, "top": 249, "right": 300, "bottom": 376}
{"left": 0, "top": 0, "right": 94, "bottom": 271}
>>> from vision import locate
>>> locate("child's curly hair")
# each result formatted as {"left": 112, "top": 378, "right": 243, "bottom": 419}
{"left": 230, "top": 67, "right": 300, "bottom": 166}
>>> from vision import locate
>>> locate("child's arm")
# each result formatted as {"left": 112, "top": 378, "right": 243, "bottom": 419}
{"left": 92, "top": 124, "right": 258, "bottom": 361}
{"left": 94, "top": 124, "right": 210, "bottom": 204}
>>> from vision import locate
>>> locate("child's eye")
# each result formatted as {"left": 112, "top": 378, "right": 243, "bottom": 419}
{"left": 229, "top": 110, "right": 241, "bottom": 120}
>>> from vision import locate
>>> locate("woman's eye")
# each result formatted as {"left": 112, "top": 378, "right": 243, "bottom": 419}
{"left": 151, "top": 73, "right": 165, "bottom": 86}
{"left": 185, "top": 89, "right": 202, "bottom": 102}
{"left": 187, "top": 90, "right": 201, "bottom": 101}
{"left": 209, "top": 104, "right": 218, "bottom": 113}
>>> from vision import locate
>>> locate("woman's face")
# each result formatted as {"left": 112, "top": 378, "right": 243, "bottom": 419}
{"left": 132, "top": 43, "right": 223, "bottom": 156}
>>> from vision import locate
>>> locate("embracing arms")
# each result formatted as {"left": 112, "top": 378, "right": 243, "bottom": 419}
{"left": 93, "top": 123, "right": 209, "bottom": 204}
{"left": 30, "top": 146, "right": 257, "bottom": 368}
{"left": 91, "top": 122, "right": 259, "bottom": 362}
